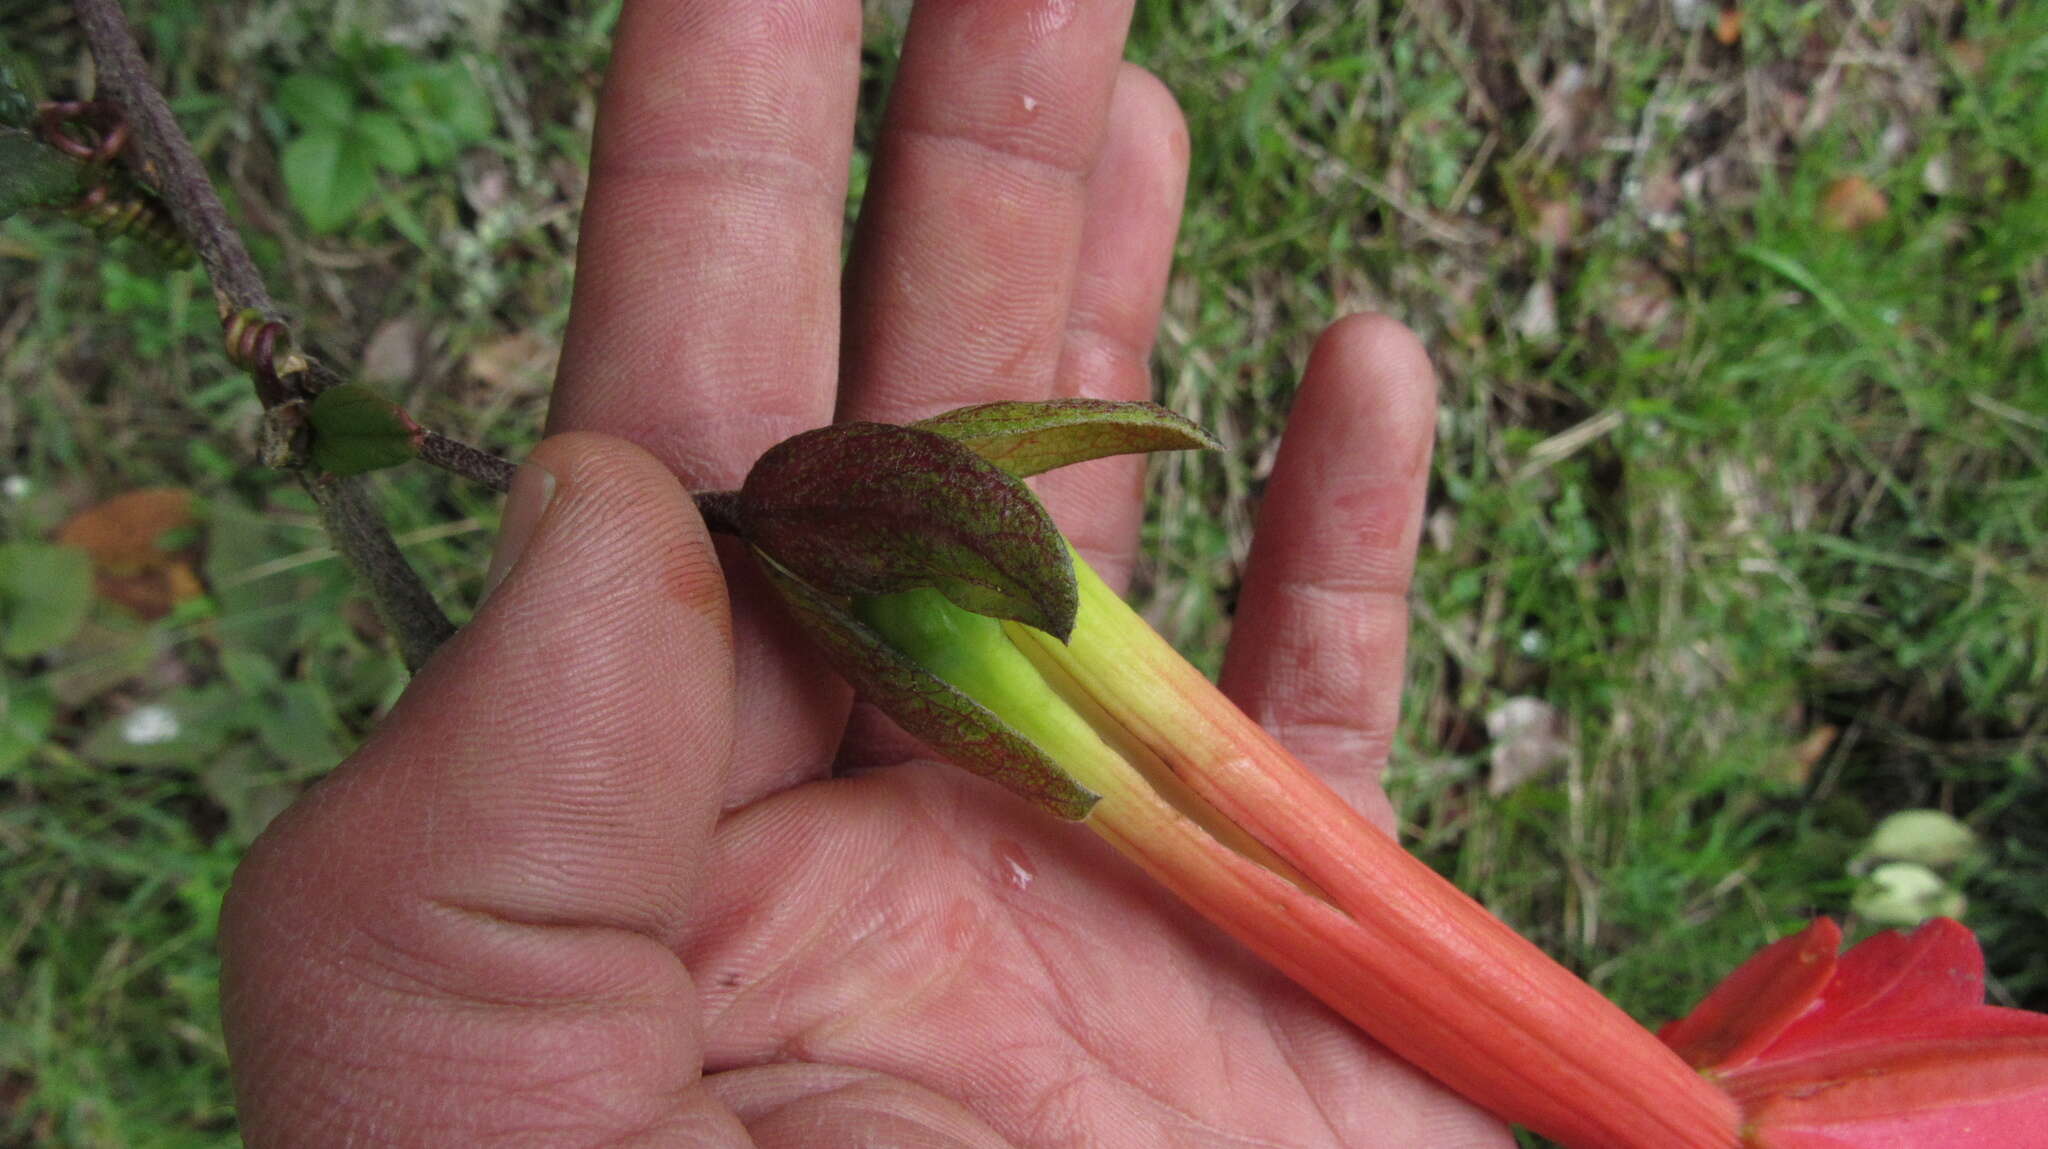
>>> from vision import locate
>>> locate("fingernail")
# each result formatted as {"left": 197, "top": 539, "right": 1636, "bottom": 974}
{"left": 482, "top": 461, "right": 557, "bottom": 602}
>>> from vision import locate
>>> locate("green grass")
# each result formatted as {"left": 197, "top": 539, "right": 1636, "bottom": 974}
{"left": 4, "top": 0, "right": 2045, "bottom": 1144}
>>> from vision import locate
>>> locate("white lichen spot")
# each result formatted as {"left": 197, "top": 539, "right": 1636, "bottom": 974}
{"left": 1, "top": 475, "right": 29, "bottom": 499}
{"left": 121, "top": 705, "right": 181, "bottom": 746}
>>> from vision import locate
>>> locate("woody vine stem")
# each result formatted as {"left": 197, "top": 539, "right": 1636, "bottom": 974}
{"left": 70, "top": 0, "right": 753, "bottom": 665}
{"left": 72, "top": 0, "right": 457, "bottom": 668}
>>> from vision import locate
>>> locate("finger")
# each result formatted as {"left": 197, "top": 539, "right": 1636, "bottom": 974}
{"left": 222, "top": 434, "right": 744, "bottom": 1145}
{"left": 548, "top": 0, "right": 862, "bottom": 811}
{"left": 1218, "top": 315, "right": 1438, "bottom": 831}
{"left": 1033, "top": 64, "right": 1190, "bottom": 593}
{"left": 550, "top": 0, "right": 860, "bottom": 487}
{"left": 837, "top": 0, "right": 1138, "bottom": 423}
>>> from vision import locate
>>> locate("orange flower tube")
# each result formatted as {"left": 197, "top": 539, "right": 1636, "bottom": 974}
{"left": 856, "top": 555, "right": 1744, "bottom": 1148}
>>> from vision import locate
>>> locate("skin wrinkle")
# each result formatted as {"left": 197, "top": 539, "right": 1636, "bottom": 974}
{"left": 697, "top": 812, "right": 911, "bottom": 1040}
{"left": 906, "top": 781, "right": 1342, "bottom": 1146}
{"left": 587, "top": 2, "right": 857, "bottom": 167}
{"left": 1268, "top": 1012, "right": 1384, "bottom": 1148}
{"left": 996, "top": 886, "right": 1327, "bottom": 1148}
{"left": 697, "top": 771, "right": 1308, "bottom": 1141}
{"left": 254, "top": 996, "right": 692, "bottom": 1146}
{"left": 837, "top": 0, "right": 1134, "bottom": 427}
{"left": 847, "top": 197, "right": 1078, "bottom": 403}
{"left": 589, "top": 148, "right": 843, "bottom": 215}
{"left": 895, "top": 120, "right": 1097, "bottom": 186}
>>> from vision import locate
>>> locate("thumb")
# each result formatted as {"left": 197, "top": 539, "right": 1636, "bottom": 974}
{"left": 222, "top": 432, "right": 744, "bottom": 1144}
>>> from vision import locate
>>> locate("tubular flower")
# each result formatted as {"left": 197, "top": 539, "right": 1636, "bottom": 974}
{"left": 1660, "top": 917, "right": 2048, "bottom": 1148}
{"left": 845, "top": 563, "right": 1743, "bottom": 1148}
{"left": 725, "top": 399, "right": 2046, "bottom": 1149}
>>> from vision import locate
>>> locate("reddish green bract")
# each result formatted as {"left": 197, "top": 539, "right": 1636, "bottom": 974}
{"left": 913, "top": 397, "right": 1219, "bottom": 478}
{"left": 752, "top": 548, "right": 1098, "bottom": 820}
{"left": 739, "top": 421, "right": 1078, "bottom": 640}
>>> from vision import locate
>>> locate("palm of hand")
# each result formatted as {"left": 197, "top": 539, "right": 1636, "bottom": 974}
{"left": 684, "top": 755, "right": 1506, "bottom": 1146}
{"left": 221, "top": 0, "right": 1508, "bottom": 1144}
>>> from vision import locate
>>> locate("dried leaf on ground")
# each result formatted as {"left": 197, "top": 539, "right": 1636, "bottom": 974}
{"left": 360, "top": 317, "right": 424, "bottom": 384}
{"left": 1513, "top": 280, "right": 1560, "bottom": 345}
{"left": 1715, "top": 8, "right": 1744, "bottom": 46}
{"left": 55, "top": 489, "right": 203, "bottom": 620}
{"left": 1767, "top": 723, "right": 1837, "bottom": 788}
{"left": 465, "top": 331, "right": 558, "bottom": 395}
{"left": 1819, "top": 175, "right": 1888, "bottom": 232}
{"left": 1486, "top": 695, "right": 1574, "bottom": 796}
{"left": 1599, "top": 259, "right": 1678, "bottom": 336}
{"left": 1530, "top": 198, "right": 1577, "bottom": 249}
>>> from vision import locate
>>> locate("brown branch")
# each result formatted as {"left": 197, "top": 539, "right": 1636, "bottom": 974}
{"left": 72, "top": 0, "right": 274, "bottom": 317}
{"left": 418, "top": 431, "right": 517, "bottom": 493}
{"left": 73, "top": 0, "right": 456, "bottom": 671}
{"left": 414, "top": 430, "right": 747, "bottom": 538}
{"left": 694, "top": 490, "right": 745, "bottom": 537}
{"left": 313, "top": 478, "right": 457, "bottom": 668}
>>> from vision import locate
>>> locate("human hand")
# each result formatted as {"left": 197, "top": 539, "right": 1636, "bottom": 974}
{"left": 220, "top": 2, "right": 1510, "bottom": 1145}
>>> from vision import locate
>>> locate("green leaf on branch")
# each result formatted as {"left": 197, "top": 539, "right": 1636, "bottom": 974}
{"left": 913, "top": 398, "right": 1220, "bottom": 478}
{"left": 0, "top": 130, "right": 87, "bottom": 219}
{"left": 0, "top": 543, "right": 93, "bottom": 659}
{"left": 281, "top": 128, "right": 378, "bottom": 233}
{"left": 754, "top": 549, "right": 1098, "bottom": 820}
{"left": 740, "top": 422, "right": 1079, "bottom": 640}
{"left": 306, "top": 384, "right": 422, "bottom": 476}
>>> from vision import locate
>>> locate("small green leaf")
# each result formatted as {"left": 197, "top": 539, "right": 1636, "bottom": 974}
{"left": 353, "top": 112, "right": 419, "bottom": 175}
{"left": 740, "top": 422, "right": 1078, "bottom": 640}
{"left": 306, "top": 384, "right": 422, "bottom": 476}
{"left": 0, "top": 130, "right": 87, "bottom": 219}
{"left": 199, "top": 745, "right": 301, "bottom": 845}
{"left": 0, "top": 678, "right": 54, "bottom": 773}
{"left": 78, "top": 687, "right": 238, "bottom": 768}
{"left": 206, "top": 504, "right": 309, "bottom": 659}
{"left": 281, "top": 129, "right": 377, "bottom": 233}
{"left": 382, "top": 61, "right": 494, "bottom": 159}
{"left": 420, "top": 62, "right": 495, "bottom": 143}
{"left": 755, "top": 550, "right": 1097, "bottom": 820}
{"left": 0, "top": 542, "right": 93, "bottom": 658}
{"left": 1, "top": 57, "right": 40, "bottom": 129}
{"left": 408, "top": 119, "right": 459, "bottom": 167}
{"left": 219, "top": 646, "right": 283, "bottom": 698}
{"left": 275, "top": 73, "right": 356, "bottom": 129}
{"left": 914, "top": 398, "right": 1221, "bottom": 478}
{"left": 256, "top": 681, "right": 344, "bottom": 771}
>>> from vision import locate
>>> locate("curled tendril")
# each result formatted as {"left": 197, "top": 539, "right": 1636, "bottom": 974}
{"left": 223, "top": 309, "right": 297, "bottom": 407}
{"left": 66, "top": 179, "right": 191, "bottom": 263}
{"left": 36, "top": 99, "right": 130, "bottom": 164}
{"left": 33, "top": 99, "right": 192, "bottom": 265}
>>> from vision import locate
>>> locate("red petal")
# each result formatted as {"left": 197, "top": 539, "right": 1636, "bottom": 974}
{"left": 1660, "top": 919, "right": 1842, "bottom": 1071}
{"left": 1727, "top": 1007, "right": 2048, "bottom": 1104}
{"left": 1763, "top": 918, "right": 1986, "bottom": 1060}
{"left": 1741, "top": 1023, "right": 2048, "bottom": 1149}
